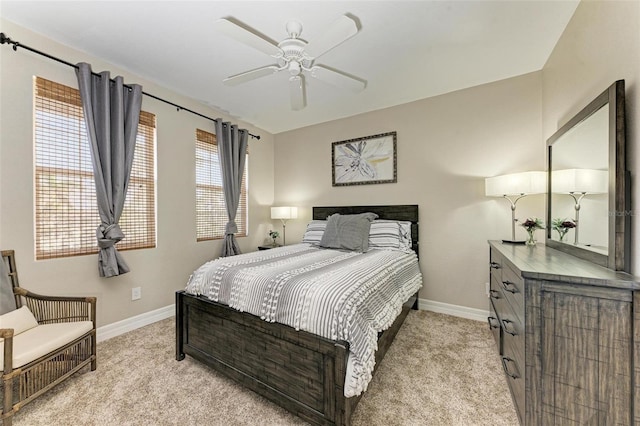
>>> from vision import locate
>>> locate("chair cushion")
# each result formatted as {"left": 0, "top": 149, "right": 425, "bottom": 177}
{"left": 0, "top": 305, "right": 39, "bottom": 339}
{"left": 0, "top": 256, "right": 16, "bottom": 314}
{"left": 0, "top": 321, "right": 93, "bottom": 370}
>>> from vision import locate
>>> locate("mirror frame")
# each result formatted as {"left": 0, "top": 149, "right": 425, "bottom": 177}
{"left": 546, "top": 80, "right": 629, "bottom": 271}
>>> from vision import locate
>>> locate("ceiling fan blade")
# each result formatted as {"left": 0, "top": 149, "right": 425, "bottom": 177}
{"left": 216, "top": 18, "right": 282, "bottom": 57}
{"left": 310, "top": 65, "right": 366, "bottom": 92}
{"left": 289, "top": 75, "right": 306, "bottom": 111}
{"left": 223, "top": 65, "right": 280, "bottom": 86}
{"left": 304, "top": 15, "right": 359, "bottom": 60}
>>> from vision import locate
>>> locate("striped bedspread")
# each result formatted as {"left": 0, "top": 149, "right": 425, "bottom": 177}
{"left": 185, "top": 243, "right": 423, "bottom": 397}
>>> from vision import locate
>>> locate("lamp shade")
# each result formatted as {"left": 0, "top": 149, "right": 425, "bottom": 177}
{"left": 485, "top": 171, "right": 546, "bottom": 197}
{"left": 551, "top": 169, "right": 608, "bottom": 194}
{"left": 271, "top": 206, "right": 298, "bottom": 220}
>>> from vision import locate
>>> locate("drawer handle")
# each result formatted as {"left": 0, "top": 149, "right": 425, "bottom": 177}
{"left": 489, "top": 262, "right": 501, "bottom": 269}
{"left": 502, "top": 280, "right": 519, "bottom": 294}
{"left": 501, "top": 319, "right": 518, "bottom": 336}
{"left": 501, "top": 357, "right": 520, "bottom": 379}
{"left": 487, "top": 316, "right": 500, "bottom": 329}
{"left": 489, "top": 289, "right": 501, "bottom": 299}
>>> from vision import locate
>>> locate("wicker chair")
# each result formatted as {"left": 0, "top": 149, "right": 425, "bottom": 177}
{"left": 1, "top": 250, "right": 96, "bottom": 426}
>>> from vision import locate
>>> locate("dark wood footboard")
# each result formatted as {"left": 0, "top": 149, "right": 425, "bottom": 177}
{"left": 176, "top": 290, "right": 417, "bottom": 426}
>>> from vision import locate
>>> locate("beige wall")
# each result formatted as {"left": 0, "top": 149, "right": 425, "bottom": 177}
{"left": 3, "top": 0, "right": 636, "bottom": 326}
{"left": 274, "top": 72, "right": 545, "bottom": 311}
{"left": 0, "top": 19, "right": 275, "bottom": 327}
{"left": 542, "top": 0, "right": 640, "bottom": 273}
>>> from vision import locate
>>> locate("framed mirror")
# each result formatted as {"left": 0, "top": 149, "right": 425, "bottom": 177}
{"left": 546, "top": 80, "right": 629, "bottom": 271}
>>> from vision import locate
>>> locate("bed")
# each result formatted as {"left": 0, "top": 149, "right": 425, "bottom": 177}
{"left": 175, "top": 205, "right": 421, "bottom": 425}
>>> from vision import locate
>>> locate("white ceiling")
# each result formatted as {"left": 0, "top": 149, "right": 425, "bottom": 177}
{"left": 0, "top": 1, "right": 579, "bottom": 134}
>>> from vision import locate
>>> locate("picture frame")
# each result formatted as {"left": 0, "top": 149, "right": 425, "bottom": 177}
{"left": 332, "top": 131, "right": 397, "bottom": 186}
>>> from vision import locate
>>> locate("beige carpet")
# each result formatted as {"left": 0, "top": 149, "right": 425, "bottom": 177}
{"left": 12, "top": 310, "right": 519, "bottom": 425}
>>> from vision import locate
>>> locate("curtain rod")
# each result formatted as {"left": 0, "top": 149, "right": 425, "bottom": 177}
{"left": 0, "top": 32, "right": 261, "bottom": 140}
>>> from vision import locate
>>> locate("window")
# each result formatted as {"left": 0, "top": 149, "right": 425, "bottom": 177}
{"left": 195, "top": 129, "right": 248, "bottom": 241}
{"left": 34, "top": 76, "right": 156, "bottom": 260}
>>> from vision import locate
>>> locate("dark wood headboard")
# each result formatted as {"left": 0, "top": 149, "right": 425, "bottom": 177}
{"left": 312, "top": 205, "right": 419, "bottom": 256}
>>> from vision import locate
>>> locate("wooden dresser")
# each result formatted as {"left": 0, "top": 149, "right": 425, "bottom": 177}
{"left": 488, "top": 240, "right": 640, "bottom": 424}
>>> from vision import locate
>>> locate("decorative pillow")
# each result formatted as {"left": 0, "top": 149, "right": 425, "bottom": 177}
{"left": 368, "top": 220, "right": 413, "bottom": 252}
{"left": 319, "top": 213, "right": 379, "bottom": 252}
{"left": 302, "top": 220, "right": 327, "bottom": 245}
{"left": 397, "top": 220, "right": 413, "bottom": 250}
{"left": 368, "top": 221, "right": 402, "bottom": 249}
{"left": 0, "top": 257, "right": 16, "bottom": 315}
{"left": 0, "top": 305, "right": 39, "bottom": 339}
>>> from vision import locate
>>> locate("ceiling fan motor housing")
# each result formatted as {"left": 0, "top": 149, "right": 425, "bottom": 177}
{"left": 277, "top": 38, "right": 312, "bottom": 75}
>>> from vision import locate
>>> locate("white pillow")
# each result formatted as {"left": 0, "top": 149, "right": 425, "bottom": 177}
{"left": 0, "top": 305, "right": 39, "bottom": 340}
{"left": 368, "top": 220, "right": 413, "bottom": 251}
{"left": 302, "top": 220, "right": 327, "bottom": 245}
{"left": 397, "top": 220, "right": 413, "bottom": 250}
{"left": 368, "top": 221, "right": 402, "bottom": 249}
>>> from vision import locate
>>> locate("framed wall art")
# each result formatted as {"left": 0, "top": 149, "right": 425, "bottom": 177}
{"left": 332, "top": 131, "right": 397, "bottom": 186}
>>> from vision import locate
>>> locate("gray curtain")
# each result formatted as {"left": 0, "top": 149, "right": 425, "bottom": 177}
{"left": 216, "top": 119, "right": 249, "bottom": 257}
{"left": 76, "top": 62, "right": 143, "bottom": 277}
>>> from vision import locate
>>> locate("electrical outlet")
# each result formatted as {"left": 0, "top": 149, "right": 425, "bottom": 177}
{"left": 132, "top": 286, "right": 141, "bottom": 301}
{"left": 485, "top": 282, "right": 490, "bottom": 298}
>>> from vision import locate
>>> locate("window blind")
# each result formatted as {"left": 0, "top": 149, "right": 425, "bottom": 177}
{"left": 34, "top": 76, "right": 157, "bottom": 260}
{"left": 195, "top": 129, "right": 248, "bottom": 241}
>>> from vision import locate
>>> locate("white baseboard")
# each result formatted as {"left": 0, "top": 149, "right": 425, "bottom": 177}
{"left": 96, "top": 304, "right": 174, "bottom": 342}
{"left": 95, "top": 299, "right": 487, "bottom": 342}
{"left": 418, "top": 298, "right": 489, "bottom": 322}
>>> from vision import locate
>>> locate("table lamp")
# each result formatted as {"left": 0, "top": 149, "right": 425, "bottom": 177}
{"left": 485, "top": 171, "right": 546, "bottom": 244}
{"left": 270, "top": 206, "right": 298, "bottom": 245}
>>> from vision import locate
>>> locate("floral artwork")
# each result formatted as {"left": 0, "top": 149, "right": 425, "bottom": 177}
{"left": 332, "top": 132, "right": 397, "bottom": 186}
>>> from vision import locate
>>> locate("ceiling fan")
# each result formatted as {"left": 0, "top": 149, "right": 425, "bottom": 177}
{"left": 216, "top": 15, "right": 367, "bottom": 111}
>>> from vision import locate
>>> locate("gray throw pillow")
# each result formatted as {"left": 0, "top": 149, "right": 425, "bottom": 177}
{"left": 319, "top": 212, "right": 379, "bottom": 252}
{"left": 0, "top": 256, "right": 17, "bottom": 314}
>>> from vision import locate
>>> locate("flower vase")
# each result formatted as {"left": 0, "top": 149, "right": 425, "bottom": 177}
{"left": 525, "top": 230, "right": 536, "bottom": 246}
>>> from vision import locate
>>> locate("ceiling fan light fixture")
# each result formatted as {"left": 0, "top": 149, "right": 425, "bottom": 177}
{"left": 288, "top": 61, "right": 301, "bottom": 76}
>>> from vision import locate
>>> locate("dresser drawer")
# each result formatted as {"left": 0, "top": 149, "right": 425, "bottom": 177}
{"left": 501, "top": 303, "right": 524, "bottom": 362}
{"left": 488, "top": 299, "right": 502, "bottom": 353}
{"left": 489, "top": 272, "right": 505, "bottom": 310}
{"left": 500, "top": 262, "right": 524, "bottom": 322}
{"left": 489, "top": 249, "right": 503, "bottom": 284}
{"left": 502, "top": 334, "right": 525, "bottom": 423}
{"left": 490, "top": 274, "right": 510, "bottom": 324}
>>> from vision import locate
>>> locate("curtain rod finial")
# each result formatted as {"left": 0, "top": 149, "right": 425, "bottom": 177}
{"left": 1, "top": 33, "right": 11, "bottom": 46}
{"left": 0, "top": 33, "right": 18, "bottom": 51}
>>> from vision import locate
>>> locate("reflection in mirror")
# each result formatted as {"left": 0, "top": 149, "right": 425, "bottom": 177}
{"left": 550, "top": 104, "right": 609, "bottom": 254}
{"left": 546, "top": 80, "right": 629, "bottom": 271}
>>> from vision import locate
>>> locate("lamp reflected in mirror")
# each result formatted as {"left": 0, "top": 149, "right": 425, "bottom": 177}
{"left": 551, "top": 168, "right": 608, "bottom": 246}
{"left": 485, "top": 171, "right": 546, "bottom": 244}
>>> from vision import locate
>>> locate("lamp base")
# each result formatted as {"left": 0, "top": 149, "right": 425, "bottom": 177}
{"left": 502, "top": 239, "right": 526, "bottom": 245}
